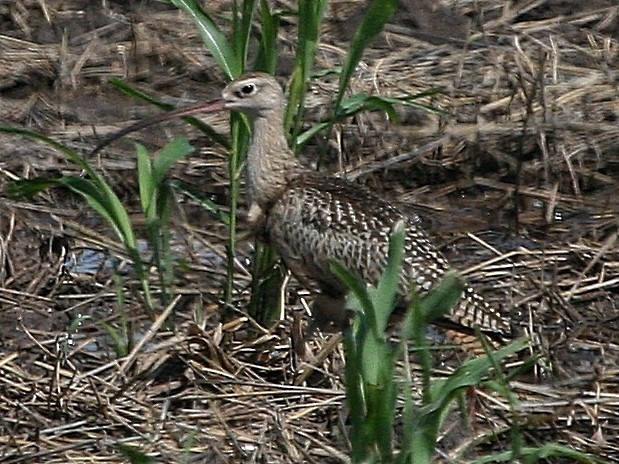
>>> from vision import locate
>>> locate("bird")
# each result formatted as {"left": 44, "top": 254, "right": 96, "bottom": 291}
{"left": 94, "top": 72, "right": 511, "bottom": 348}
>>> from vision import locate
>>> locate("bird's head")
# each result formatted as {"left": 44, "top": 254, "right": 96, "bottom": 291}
{"left": 91, "top": 72, "right": 284, "bottom": 155}
{"left": 221, "top": 72, "right": 284, "bottom": 117}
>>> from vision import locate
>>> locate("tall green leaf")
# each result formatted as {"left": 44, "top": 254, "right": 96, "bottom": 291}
{"left": 170, "top": 0, "right": 240, "bottom": 79}
{"left": 294, "top": 91, "right": 444, "bottom": 149}
{"left": 169, "top": 179, "right": 230, "bottom": 226}
{"left": 232, "top": 0, "right": 257, "bottom": 73}
{"left": 0, "top": 125, "right": 156, "bottom": 316}
{"left": 284, "top": 0, "right": 328, "bottom": 142}
{"left": 374, "top": 220, "right": 405, "bottom": 332}
{"left": 255, "top": 0, "right": 280, "bottom": 73}
{"left": 335, "top": 0, "right": 398, "bottom": 108}
{"left": 0, "top": 126, "right": 137, "bottom": 251}
{"left": 150, "top": 137, "right": 194, "bottom": 188}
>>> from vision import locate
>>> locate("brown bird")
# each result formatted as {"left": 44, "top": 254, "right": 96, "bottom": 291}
{"left": 95, "top": 72, "right": 510, "bottom": 347}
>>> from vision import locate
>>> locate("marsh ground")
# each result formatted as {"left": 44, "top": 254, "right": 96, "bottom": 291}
{"left": 0, "top": 1, "right": 618, "bottom": 462}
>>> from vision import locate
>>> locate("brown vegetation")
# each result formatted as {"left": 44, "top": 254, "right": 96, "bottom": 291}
{"left": 0, "top": 0, "right": 618, "bottom": 462}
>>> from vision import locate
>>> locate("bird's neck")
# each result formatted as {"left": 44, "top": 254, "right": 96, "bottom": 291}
{"left": 246, "top": 110, "right": 299, "bottom": 208}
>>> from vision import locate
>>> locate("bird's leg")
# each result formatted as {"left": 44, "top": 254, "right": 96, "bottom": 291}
{"left": 307, "top": 293, "right": 352, "bottom": 334}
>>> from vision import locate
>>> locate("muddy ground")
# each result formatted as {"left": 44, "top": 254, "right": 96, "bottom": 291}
{"left": 0, "top": 1, "right": 618, "bottom": 463}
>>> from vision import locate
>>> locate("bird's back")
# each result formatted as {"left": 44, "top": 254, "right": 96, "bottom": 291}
{"left": 266, "top": 172, "right": 509, "bottom": 339}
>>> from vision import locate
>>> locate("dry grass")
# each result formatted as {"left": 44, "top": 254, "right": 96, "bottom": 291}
{"left": 0, "top": 0, "right": 618, "bottom": 462}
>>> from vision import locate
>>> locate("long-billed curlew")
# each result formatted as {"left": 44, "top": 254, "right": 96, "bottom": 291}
{"left": 94, "top": 72, "right": 511, "bottom": 348}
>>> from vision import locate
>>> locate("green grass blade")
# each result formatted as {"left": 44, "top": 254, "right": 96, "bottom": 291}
{"left": 294, "top": 121, "right": 330, "bottom": 148}
{"left": 295, "top": 92, "right": 442, "bottom": 150}
{"left": 409, "top": 340, "right": 527, "bottom": 463}
{"left": 1, "top": 126, "right": 106, "bottom": 183}
{"left": 151, "top": 137, "right": 194, "bottom": 187}
{"left": 423, "top": 339, "right": 527, "bottom": 416}
{"left": 0, "top": 126, "right": 138, "bottom": 250}
{"left": 136, "top": 139, "right": 193, "bottom": 306}
{"left": 374, "top": 220, "right": 405, "bottom": 332}
{"left": 473, "top": 444, "right": 598, "bottom": 464}
{"left": 247, "top": 242, "right": 280, "bottom": 323}
{"left": 108, "top": 78, "right": 176, "bottom": 109}
{"left": 154, "top": 182, "right": 175, "bottom": 305}
{"left": 284, "top": 0, "right": 328, "bottom": 140}
{"left": 169, "top": 179, "right": 230, "bottom": 226}
{"left": 7, "top": 178, "right": 63, "bottom": 197}
{"left": 0, "top": 126, "right": 159, "bottom": 315}
{"left": 136, "top": 143, "right": 154, "bottom": 215}
{"left": 58, "top": 176, "right": 137, "bottom": 249}
{"left": 232, "top": 0, "right": 257, "bottom": 72}
{"left": 335, "top": 0, "right": 398, "bottom": 108}
{"left": 343, "top": 327, "right": 368, "bottom": 463}
{"left": 170, "top": 0, "right": 253, "bottom": 306}
{"left": 336, "top": 93, "right": 400, "bottom": 121}
{"left": 337, "top": 92, "right": 446, "bottom": 117}
{"left": 100, "top": 321, "right": 129, "bottom": 358}
{"left": 358, "top": 312, "right": 387, "bottom": 380}
{"left": 170, "top": 0, "right": 240, "bottom": 79}
{"left": 223, "top": 113, "right": 249, "bottom": 304}
{"left": 400, "top": 272, "right": 464, "bottom": 342}
{"left": 417, "top": 271, "right": 464, "bottom": 323}
{"left": 117, "top": 444, "right": 156, "bottom": 464}
{"left": 397, "top": 354, "right": 418, "bottom": 464}
{"left": 255, "top": 0, "right": 279, "bottom": 73}
{"left": 330, "top": 259, "right": 374, "bottom": 317}
{"left": 366, "top": 381, "right": 396, "bottom": 461}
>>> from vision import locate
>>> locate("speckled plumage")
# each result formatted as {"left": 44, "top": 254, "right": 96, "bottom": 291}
{"left": 220, "top": 73, "right": 510, "bottom": 342}
{"left": 267, "top": 172, "right": 508, "bottom": 337}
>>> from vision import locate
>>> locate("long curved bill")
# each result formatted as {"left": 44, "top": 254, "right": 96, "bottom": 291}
{"left": 91, "top": 98, "right": 226, "bottom": 155}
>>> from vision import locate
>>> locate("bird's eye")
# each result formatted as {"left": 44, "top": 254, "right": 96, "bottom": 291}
{"left": 240, "top": 84, "right": 255, "bottom": 95}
